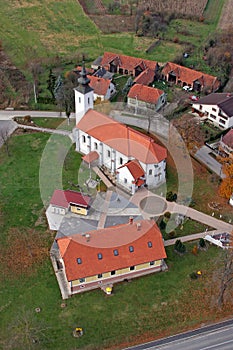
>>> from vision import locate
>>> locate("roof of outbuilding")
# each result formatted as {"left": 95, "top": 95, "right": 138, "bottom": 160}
{"left": 133, "top": 68, "right": 155, "bottom": 86}
{"left": 50, "top": 190, "right": 91, "bottom": 209}
{"left": 162, "top": 62, "right": 220, "bottom": 90}
{"left": 76, "top": 109, "right": 167, "bottom": 164}
{"left": 101, "top": 52, "right": 157, "bottom": 72}
{"left": 56, "top": 219, "right": 167, "bottom": 281}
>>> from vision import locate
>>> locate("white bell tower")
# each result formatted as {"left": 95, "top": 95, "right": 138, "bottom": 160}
{"left": 74, "top": 62, "right": 94, "bottom": 125}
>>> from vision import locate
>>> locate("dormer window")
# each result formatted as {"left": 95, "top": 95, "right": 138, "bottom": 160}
{"left": 97, "top": 253, "right": 103, "bottom": 260}
{"left": 129, "top": 245, "right": 134, "bottom": 253}
{"left": 77, "top": 258, "right": 82, "bottom": 264}
{"left": 148, "top": 241, "right": 153, "bottom": 248}
{"left": 113, "top": 249, "right": 119, "bottom": 256}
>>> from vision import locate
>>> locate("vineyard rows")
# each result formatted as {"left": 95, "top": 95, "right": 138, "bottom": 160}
{"left": 140, "top": 0, "right": 208, "bottom": 16}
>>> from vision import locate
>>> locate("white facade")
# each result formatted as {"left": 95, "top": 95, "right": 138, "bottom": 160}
{"left": 192, "top": 103, "right": 233, "bottom": 129}
{"left": 75, "top": 89, "right": 94, "bottom": 125}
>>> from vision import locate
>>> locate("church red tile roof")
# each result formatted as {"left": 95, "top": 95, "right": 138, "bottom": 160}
{"left": 118, "top": 159, "right": 145, "bottom": 180}
{"left": 162, "top": 62, "right": 220, "bottom": 91}
{"left": 76, "top": 109, "right": 167, "bottom": 164}
{"left": 101, "top": 52, "right": 157, "bottom": 72}
{"left": 82, "top": 151, "right": 99, "bottom": 164}
{"left": 56, "top": 219, "right": 166, "bottom": 281}
{"left": 50, "top": 190, "right": 91, "bottom": 209}
{"left": 88, "top": 75, "right": 111, "bottom": 96}
{"left": 128, "top": 84, "right": 164, "bottom": 104}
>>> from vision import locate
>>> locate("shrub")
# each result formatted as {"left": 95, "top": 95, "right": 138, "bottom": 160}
{"left": 159, "top": 220, "right": 166, "bottom": 230}
{"left": 199, "top": 238, "right": 206, "bottom": 248}
{"left": 190, "top": 272, "right": 198, "bottom": 279}
{"left": 174, "top": 239, "right": 186, "bottom": 254}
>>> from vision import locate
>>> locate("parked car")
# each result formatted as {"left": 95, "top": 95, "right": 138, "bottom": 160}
{"left": 189, "top": 95, "right": 199, "bottom": 101}
{"left": 183, "top": 85, "right": 192, "bottom": 91}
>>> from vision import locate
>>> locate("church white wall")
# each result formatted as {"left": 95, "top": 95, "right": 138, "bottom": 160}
{"left": 75, "top": 89, "right": 94, "bottom": 124}
{"left": 145, "top": 160, "right": 166, "bottom": 187}
{"left": 117, "top": 166, "right": 134, "bottom": 192}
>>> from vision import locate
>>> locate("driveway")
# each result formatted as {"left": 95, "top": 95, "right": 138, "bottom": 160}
{"left": 195, "top": 145, "right": 225, "bottom": 178}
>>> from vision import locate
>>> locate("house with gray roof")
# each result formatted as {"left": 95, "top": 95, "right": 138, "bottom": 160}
{"left": 192, "top": 93, "right": 233, "bottom": 129}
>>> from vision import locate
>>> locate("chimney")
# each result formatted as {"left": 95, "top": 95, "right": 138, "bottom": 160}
{"left": 85, "top": 234, "right": 90, "bottom": 242}
{"left": 137, "top": 223, "right": 141, "bottom": 231}
{"left": 129, "top": 217, "right": 133, "bottom": 225}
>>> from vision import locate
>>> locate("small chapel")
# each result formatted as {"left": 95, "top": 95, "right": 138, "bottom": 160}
{"left": 74, "top": 64, "right": 167, "bottom": 194}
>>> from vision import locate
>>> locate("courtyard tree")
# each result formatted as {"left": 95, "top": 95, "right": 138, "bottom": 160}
{"left": 218, "top": 245, "right": 233, "bottom": 308}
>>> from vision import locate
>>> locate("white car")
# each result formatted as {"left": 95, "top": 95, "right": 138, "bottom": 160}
{"left": 183, "top": 85, "right": 192, "bottom": 91}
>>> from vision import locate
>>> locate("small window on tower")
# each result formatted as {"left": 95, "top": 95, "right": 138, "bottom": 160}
{"left": 82, "top": 135, "right": 86, "bottom": 143}
{"left": 88, "top": 97, "right": 90, "bottom": 104}
{"left": 79, "top": 97, "right": 81, "bottom": 103}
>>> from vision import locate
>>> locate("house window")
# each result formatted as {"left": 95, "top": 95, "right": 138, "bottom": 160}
{"left": 98, "top": 273, "right": 102, "bottom": 278}
{"left": 130, "top": 266, "right": 135, "bottom": 271}
{"left": 119, "top": 157, "right": 123, "bottom": 165}
{"left": 129, "top": 245, "right": 134, "bottom": 253}
{"left": 113, "top": 249, "right": 119, "bottom": 256}
{"left": 124, "top": 178, "right": 127, "bottom": 184}
{"left": 212, "top": 107, "right": 216, "bottom": 112}
{"left": 77, "top": 258, "right": 82, "bottom": 264}
{"left": 210, "top": 114, "right": 216, "bottom": 120}
{"left": 111, "top": 270, "right": 116, "bottom": 276}
{"left": 94, "top": 142, "right": 98, "bottom": 150}
{"left": 82, "top": 135, "right": 86, "bottom": 143}
{"left": 150, "top": 261, "right": 155, "bottom": 266}
{"left": 219, "top": 119, "right": 226, "bottom": 125}
{"left": 200, "top": 105, "right": 203, "bottom": 110}
{"left": 149, "top": 169, "right": 152, "bottom": 175}
{"left": 107, "top": 150, "right": 111, "bottom": 157}
{"left": 79, "top": 278, "right": 85, "bottom": 283}
{"left": 97, "top": 253, "right": 103, "bottom": 260}
{"left": 148, "top": 241, "right": 153, "bottom": 248}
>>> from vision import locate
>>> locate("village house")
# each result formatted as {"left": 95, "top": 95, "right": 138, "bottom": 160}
{"left": 93, "top": 51, "right": 159, "bottom": 78}
{"left": 191, "top": 93, "right": 233, "bottom": 129}
{"left": 127, "top": 83, "right": 166, "bottom": 112}
{"left": 161, "top": 62, "right": 221, "bottom": 93}
{"left": 74, "top": 64, "right": 167, "bottom": 194}
{"left": 219, "top": 128, "right": 233, "bottom": 157}
{"left": 51, "top": 219, "right": 167, "bottom": 298}
{"left": 88, "top": 75, "right": 116, "bottom": 101}
{"left": 49, "top": 189, "right": 91, "bottom": 216}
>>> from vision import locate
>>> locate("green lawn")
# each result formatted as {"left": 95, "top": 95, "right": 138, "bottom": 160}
{"left": 0, "top": 131, "right": 232, "bottom": 349}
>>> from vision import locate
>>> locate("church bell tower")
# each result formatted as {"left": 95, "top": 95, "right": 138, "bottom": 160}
{"left": 74, "top": 62, "right": 94, "bottom": 124}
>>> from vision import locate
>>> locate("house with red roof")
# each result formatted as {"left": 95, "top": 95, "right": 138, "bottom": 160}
{"left": 51, "top": 219, "right": 167, "bottom": 298}
{"left": 88, "top": 75, "right": 116, "bottom": 101}
{"left": 127, "top": 84, "right": 166, "bottom": 112}
{"left": 74, "top": 64, "right": 167, "bottom": 193}
{"left": 96, "top": 52, "right": 159, "bottom": 77}
{"left": 49, "top": 189, "right": 91, "bottom": 216}
{"left": 191, "top": 93, "right": 233, "bottom": 129}
{"left": 161, "top": 62, "right": 220, "bottom": 93}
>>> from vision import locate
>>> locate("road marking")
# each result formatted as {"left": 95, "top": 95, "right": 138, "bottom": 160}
{"left": 200, "top": 339, "right": 233, "bottom": 350}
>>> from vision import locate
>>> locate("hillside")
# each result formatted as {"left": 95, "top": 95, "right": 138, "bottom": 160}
{"left": 0, "top": 0, "right": 230, "bottom": 108}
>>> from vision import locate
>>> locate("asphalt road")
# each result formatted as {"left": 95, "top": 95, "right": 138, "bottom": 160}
{"left": 0, "top": 109, "right": 75, "bottom": 120}
{"left": 123, "top": 319, "right": 233, "bottom": 350}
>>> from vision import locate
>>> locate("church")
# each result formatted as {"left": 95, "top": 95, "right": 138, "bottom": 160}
{"left": 74, "top": 64, "right": 167, "bottom": 194}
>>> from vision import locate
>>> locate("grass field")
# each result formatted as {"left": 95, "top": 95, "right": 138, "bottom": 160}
{"left": 1, "top": 131, "right": 233, "bottom": 349}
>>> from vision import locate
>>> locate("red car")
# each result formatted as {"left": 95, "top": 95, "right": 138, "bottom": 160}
{"left": 189, "top": 95, "right": 199, "bottom": 101}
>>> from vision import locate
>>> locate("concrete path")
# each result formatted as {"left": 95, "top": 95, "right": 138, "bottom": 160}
{"left": 164, "top": 229, "right": 225, "bottom": 246}
{"left": 0, "top": 109, "right": 75, "bottom": 121}
{"left": 195, "top": 145, "right": 225, "bottom": 178}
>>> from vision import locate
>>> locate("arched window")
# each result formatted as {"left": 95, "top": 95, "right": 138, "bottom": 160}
{"left": 119, "top": 157, "right": 123, "bottom": 165}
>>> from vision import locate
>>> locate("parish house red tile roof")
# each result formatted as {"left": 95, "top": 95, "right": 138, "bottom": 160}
{"left": 50, "top": 190, "right": 91, "bottom": 209}
{"left": 56, "top": 219, "right": 166, "bottom": 281}
{"left": 82, "top": 151, "right": 99, "bottom": 164}
{"left": 128, "top": 84, "right": 164, "bottom": 104}
{"left": 77, "top": 109, "right": 167, "bottom": 164}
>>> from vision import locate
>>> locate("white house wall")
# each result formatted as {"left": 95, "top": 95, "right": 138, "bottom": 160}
{"left": 145, "top": 160, "right": 166, "bottom": 187}
{"left": 193, "top": 103, "right": 233, "bottom": 129}
{"left": 117, "top": 166, "right": 134, "bottom": 192}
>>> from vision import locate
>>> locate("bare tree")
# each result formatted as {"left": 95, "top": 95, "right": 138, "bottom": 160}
{"left": 218, "top": 244, "right": 233, "bottom": 308}
{"left": 0, "top": 124, "right": 12, "bottom": 156}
